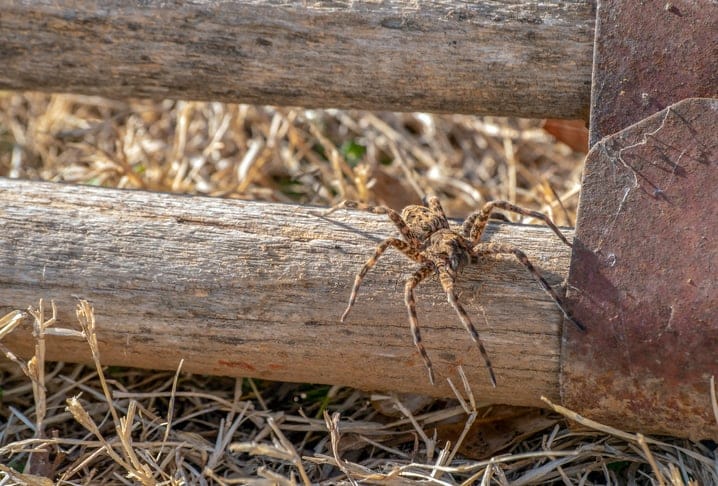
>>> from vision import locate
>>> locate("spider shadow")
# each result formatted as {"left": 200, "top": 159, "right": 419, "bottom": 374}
{"left": 313, "top": 212, "right": 386, "bottom": 245}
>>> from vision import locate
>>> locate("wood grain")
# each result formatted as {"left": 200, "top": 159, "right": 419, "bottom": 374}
{"left": 0, "top": 0, "right": 595, "bottom": 119}
{"left": 0, "top": 179, "right": 574, "bottom": 405}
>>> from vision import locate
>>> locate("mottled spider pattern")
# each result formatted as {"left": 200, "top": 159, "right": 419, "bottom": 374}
{"left": 325, "top": 196, "right": 585, "bottom": 386}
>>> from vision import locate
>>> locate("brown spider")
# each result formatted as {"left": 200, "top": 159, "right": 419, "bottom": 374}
{"left": 324, "top": 196, "right": 584, "bottom": 386}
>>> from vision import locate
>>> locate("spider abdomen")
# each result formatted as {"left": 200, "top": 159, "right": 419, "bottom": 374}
{"left": 401, "top": 205, "right": 450, "bottom": 243}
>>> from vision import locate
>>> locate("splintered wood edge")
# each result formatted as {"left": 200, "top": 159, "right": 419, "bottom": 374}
{"left": 0, "top": 179, "right": 573, "bottom": 406}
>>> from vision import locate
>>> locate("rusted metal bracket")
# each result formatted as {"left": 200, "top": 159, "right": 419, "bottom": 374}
{"left": 563, "top": 0, "right": 718, "bottom": 439}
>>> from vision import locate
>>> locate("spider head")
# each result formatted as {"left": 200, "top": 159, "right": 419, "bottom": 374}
{"left": 446, "top": 251, "right": 469, "bottom": 280}
{"left": 427, "top": 230, "right": 471, "bottom": 278}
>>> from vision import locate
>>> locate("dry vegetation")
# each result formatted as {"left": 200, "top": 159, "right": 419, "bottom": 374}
{"left": 1, "top": 92, "right": 716, "bottom": 484}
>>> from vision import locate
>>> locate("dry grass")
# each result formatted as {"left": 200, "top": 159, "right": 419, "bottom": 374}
{"left": 0, "top": 92, "right": 716, "bottom": 484}
{"left": 0, "top": 92, "right": 582, "bottom": 221}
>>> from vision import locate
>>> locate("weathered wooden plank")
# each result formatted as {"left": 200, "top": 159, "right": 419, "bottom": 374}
{"left": 0, "top": 178, "right": 574, "bottom": 405}
{"left": 0, "top": 1, "right": 595, "bottom": 119}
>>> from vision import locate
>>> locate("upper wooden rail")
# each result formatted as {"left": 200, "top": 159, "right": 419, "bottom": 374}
{"left": 0, "top": 178, "right": 573, "bottom": 406}
{"left": 0, "top": 1, "right": 595, "bottom": 119}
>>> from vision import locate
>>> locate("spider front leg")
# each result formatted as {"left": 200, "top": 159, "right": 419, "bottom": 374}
{"left": 322, "top": 200, "right": 421, "bottom": 248}
{"left": 438, "top": 270, "right": 497, "bottom": 387}
{"left": 472, "top": 242, "right": 585, "bottom": 331}
{"left": 404, "top": 265, "right": 436, "bottom": 385}
{"left": 462, "top": 200, "right": 572, "bottom": 248}
{"left": 342, "top": 237, "right": 425, "bottom": 322}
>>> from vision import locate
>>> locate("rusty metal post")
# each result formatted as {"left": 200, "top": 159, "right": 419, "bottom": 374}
{"left": 563, "top": 0, "right": 718, "bottom": 439}
{"left": 587, "top": 0, "right": 717, "bottom": 146}
{"left": 565, "top": 98, "right": 718, "bottom": 439}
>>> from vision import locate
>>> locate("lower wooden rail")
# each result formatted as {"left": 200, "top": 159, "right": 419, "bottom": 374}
{"left": 0, "top": 178, "right": 573, "bottom": 406}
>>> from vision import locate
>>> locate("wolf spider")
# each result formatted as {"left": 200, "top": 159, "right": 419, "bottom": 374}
{"left": 325, "top": 196, "right": 584, "bottom": 386}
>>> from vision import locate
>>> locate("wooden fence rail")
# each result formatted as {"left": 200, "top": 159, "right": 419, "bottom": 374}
{"left": 0, "top": 0, "right": 595, "bottom": 119}
{"left": 0, "top": 178, "right": 573, "bottom": 404}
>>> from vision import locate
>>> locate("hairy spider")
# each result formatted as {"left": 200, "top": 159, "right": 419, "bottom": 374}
{"left": 324, "top": 196, "right": 584, "bottom": 386}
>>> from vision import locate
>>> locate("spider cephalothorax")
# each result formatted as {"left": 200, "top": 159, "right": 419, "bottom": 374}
{"left": 325, "top": 197, "right": 584, "bottom": 386}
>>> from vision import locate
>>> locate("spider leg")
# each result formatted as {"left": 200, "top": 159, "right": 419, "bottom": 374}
{"left": 322, "top": 200, "right": 421, "bottom": 247}
{"left": 425, "top": 196, "right": 449, "bottom": 225}
{"left": 438, "top": 270, "right": 497, "bottom": 387}
{"left": 404, "top": 265, "right": 436, "bottom": 385}
{"left": 471, "top": 242, "right": 586, "bottom": 331}
{"left": 341, "top": 237, "right": 425, "bottom": 322}
{"left": 461, "top": 200, "right": 572, "bottom": 248}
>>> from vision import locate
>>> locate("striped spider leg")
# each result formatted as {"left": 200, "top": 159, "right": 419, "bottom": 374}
{"left": 462, "top": 200, "right": 585, "bottom": 331}
{"left": 326, "top": 196, "right": 582, "bottom": 386}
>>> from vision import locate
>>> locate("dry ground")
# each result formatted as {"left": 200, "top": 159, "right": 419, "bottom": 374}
{"left": 0, "top": 92, "right": 716, "bottom": 484}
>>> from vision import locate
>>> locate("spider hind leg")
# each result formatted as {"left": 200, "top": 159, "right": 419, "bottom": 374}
{"left": 323, "top": 200, "right": 421, "bottom": 247}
